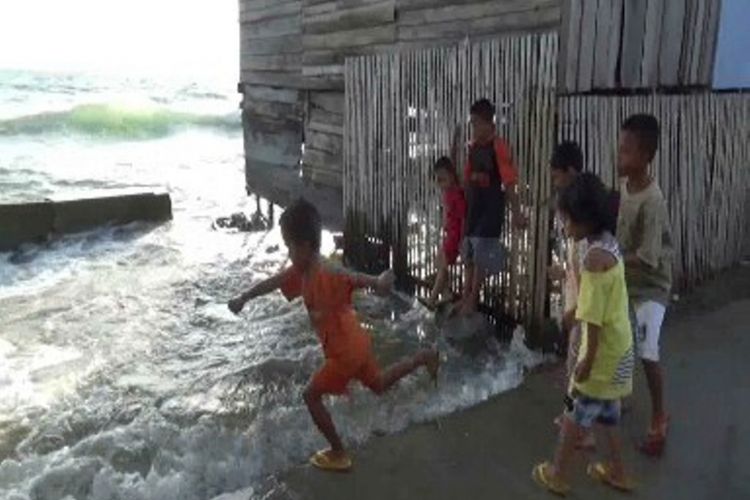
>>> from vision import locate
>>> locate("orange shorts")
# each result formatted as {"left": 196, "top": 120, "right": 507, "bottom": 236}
{"left": 311, "top": 353, "right": 382, "bottom": 395}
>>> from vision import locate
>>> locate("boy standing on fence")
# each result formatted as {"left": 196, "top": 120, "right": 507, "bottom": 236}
{"left": 617, "top": 114, "right": 673, "bottom": 457}
{"left": 457, "top": 98, "right": 523, "bottom": 316}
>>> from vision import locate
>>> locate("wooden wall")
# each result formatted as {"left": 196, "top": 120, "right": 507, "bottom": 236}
{"left": 239, "top": 0, "right": 562, "bottom": 227}
{"left": 559, "top": 0, "right": 723, "bottom": 94}
{"left": 396, "top": 0, "right": 560, "bottom": 49}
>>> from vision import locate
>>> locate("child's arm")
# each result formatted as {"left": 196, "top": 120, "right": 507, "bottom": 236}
{"left": 496, "top": 140, "right": 526, "bottom": 229}
{"left": 623, "top": 253, "right": 644, "bottom": 269}
{"left": 575, "top": 323, "right": 600, "bottom": 383}
{"left": 625, "top": 197, "right": 668, "bottom": 269}
{"left": 349, "top": 269, "right": 395, "bottom": 296}
{"left": 574, "top": 247, "right": 614, "bottom": 381}
{"left": 228, "top": 272, "right": 286, "bottom": 314}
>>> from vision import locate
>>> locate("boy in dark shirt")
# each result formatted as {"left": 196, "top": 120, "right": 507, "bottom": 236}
{"left": 457, "top": 99, "right": 523, "bottom": 315}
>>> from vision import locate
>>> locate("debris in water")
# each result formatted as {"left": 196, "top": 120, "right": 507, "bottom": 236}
{"left": 213, "top": 211, "right": 269, "bottom": 232}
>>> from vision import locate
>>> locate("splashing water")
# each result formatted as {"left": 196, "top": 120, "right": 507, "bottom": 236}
{"left": 0, "top": 70, "right": 544, "bottom": 500}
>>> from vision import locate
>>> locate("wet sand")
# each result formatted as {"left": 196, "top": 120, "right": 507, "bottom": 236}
{"left": 269, "top": 266, "right": 750, "bottom": 500}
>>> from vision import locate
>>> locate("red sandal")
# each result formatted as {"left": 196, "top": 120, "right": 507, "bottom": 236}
{"left": 639, "top": 414, "right": 670, "bottom": 457}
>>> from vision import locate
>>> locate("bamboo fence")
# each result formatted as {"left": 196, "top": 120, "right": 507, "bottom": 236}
{"left": 344, "top": 32, "right": 750, "bottom": 339}
{"left": 559, "top": 93, "right": 750, "bottom": 290}
{"left": 344, "top": 32, "right": 558, "bottom": 337}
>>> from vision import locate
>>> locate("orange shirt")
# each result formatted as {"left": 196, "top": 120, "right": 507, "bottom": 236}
{"left": 463, "top": 136, "right": 519, "bottom": 188}
{"left": 280, "top": 261, "right": 371, "bottom": 363}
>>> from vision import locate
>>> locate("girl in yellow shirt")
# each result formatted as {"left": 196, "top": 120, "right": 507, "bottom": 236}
{"left": 534, "top": 173, "right": 635, "bottom": 496}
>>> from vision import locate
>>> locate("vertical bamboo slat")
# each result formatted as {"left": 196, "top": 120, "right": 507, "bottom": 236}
{"left": 343, "top": 32, "right": 750, "bottom": 338}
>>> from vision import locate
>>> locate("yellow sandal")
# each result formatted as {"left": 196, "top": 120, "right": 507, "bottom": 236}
{"left": 309, "top": 449, "right": 353, "bottom": 472}
{"left": 587, "top": 462, "right": 635, "bottom": 492}
{"left": 532, "top": 462, "right": 571, "bottom": 497}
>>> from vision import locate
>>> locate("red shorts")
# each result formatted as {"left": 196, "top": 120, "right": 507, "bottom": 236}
{"left": 311, "top": 353, "right": 382, "bottom": 395}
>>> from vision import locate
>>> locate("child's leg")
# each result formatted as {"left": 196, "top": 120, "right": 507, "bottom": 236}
{"left": 588, "top": 401, "right": 633, "bottom": 489}
{"left": 552, "top": 396, "right": 602, "bottom": 479}
{"left": 643, "top": 359, "right": 665, "bottom": 420}
{"left": 551, "top": 415, "right": 581, "bottom": 482}
{"left": 634, "top": 300, "right": 669, "bottom": 450}
{"left": 428, "top": 251, "right": 449, "bottom": 304}
{"left": 460, "top": 261, "right": 475, "bottom": 303}
{"left": 369, "top": 348, "right": 438, "bottom": 395}
{"left": 303, "top": 384, "right": 345, "bottom": 453}
{"left": 458, "top": 263, "right": 481, "bottom": 315}
{"left": 460, "top": 238, "right": 502, "bottom": 315}
{"left": 467, "top": 265, "right": 484, "bottom": 311}
{"left": 303, "top": 362, "right": 353, "bottom": 455}
{"left": 636, "top": 301, "right": 667, "bottom": 420}
{"left": 599, "top": 424, "right": 627, "bottom": 480}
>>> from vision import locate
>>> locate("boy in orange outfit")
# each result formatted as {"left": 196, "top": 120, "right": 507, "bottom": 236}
{"left": 228, "top": 198, "right": 439, "bottom": 471}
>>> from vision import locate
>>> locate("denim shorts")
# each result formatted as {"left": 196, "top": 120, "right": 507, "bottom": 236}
{"left": 460, "top": 237, "right": 506, "bottom": 274}
{"left": 569, "top": 395, "right": 621, "bottom": 428}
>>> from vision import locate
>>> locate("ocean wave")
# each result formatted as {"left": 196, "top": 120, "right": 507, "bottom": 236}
{"left": 0, "top": 103, "right": 241, "bottom": 140}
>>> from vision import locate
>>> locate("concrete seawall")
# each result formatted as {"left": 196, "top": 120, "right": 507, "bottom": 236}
{"left": 0, "top": 192, "right": 172, "bottom": 252}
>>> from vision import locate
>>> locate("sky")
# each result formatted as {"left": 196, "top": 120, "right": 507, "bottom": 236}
{"left": 0, "top": 0, "right": 239, "bottom": 83}
{"left": 713, "top": 0, "right": 750, "bottom": 89}
{"left": 0, "top": 0, "right": 745, "bottom": 89}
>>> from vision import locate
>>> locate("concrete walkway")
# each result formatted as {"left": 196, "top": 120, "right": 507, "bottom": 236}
{"left": 272, "top": 266, "right": 750, "bottom": 500}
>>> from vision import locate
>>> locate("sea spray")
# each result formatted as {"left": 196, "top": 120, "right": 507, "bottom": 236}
{"left": 0, "top": 103, "right": 240, "bottom": 139}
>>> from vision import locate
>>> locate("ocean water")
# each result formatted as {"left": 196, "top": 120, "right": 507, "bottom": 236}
{"left": 0, "top": 69, "right": 542, "bottom": 500}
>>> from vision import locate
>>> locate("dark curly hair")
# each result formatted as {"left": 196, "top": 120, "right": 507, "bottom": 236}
{"left": 550, "top": 141, "right": 583, "bottom": 173}
{"left": 280, "top": 198, "right": 322, "bottom": 251}
{"left": 621, "top": 113, "right": 660, "bottom": 162}
{"left": 433, "top": 155, "right": 458, "bottom": 182}
{"left": 557, "top": 173, "right": 611, "bottom": 235}
{"left": 470, "top": 98, "right": 495, "bottom": 123}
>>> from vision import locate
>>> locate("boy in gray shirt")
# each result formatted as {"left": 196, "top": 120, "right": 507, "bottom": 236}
{"left": 617, "top": 114, "right": 673, "bottom": 457}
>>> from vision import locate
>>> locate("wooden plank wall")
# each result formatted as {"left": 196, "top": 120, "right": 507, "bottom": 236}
{"left": 239, "top": 0, "right": 562, "bottom": 214}
{"left": 239, "top": 0, "right": 304, "bottom": 208}
{"left": 345, "top": 33, "right": 559, "bottom": 338}
{"left": 559, "top": 0, "right": 723, "bottom": 93}
{"left": 300, "top": 0, "right": 396, "bottom": 189}
{"left": 559, "top": 94, "right": 750, "bottom": 289}
{"left": 395, "top": 0, "right": 561, "bottom": 50}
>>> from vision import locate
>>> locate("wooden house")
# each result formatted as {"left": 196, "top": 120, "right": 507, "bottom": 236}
{"left": 238, "top": 0, "right": 749, "bottom": 338}
{"left": 238, "top": 0, "right": 562, "bottom": 228}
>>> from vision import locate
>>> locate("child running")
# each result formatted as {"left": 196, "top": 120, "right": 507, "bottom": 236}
{"left": 228, "top": 198, "right": 439, "bottom": 472}
{"left": 617, "top": 114, "right": 673, "bottom": 456}
{"left": 534, "top": 173, "right": 635, "bottom": 496}
{"left": 426, "top": 155, "right": 466, "bottom": 309}
{"left": 457, "top": 98, "right": 523, "bottom": 316}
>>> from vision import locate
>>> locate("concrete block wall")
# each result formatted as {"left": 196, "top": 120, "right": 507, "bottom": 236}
{"left": 0, "top": 192, "right": 172, "bottom": 252}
